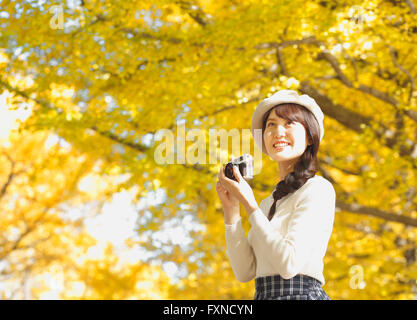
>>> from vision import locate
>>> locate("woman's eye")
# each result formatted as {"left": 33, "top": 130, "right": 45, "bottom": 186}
{"left": 267, "top": 121, "right": 293, "bottom": 127}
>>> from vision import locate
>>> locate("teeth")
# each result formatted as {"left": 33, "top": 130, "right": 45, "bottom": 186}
{"left": 273, "top": 143, "right": 289, "bottom": 147}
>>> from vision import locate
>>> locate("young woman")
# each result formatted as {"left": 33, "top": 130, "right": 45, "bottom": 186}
{"left": 216, "top": 90, "right": 335, "bottom": 300}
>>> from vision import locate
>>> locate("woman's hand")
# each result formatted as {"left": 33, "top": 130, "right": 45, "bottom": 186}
{"left": 217, "top": 165, "right": 259, "bottom": 216}
{"left": 216, "top": 170, "right": 240, "bottom": 224}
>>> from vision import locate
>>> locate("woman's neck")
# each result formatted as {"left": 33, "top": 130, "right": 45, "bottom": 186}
{"left": 278, "top": 160, "right": 297, "bottom": 181}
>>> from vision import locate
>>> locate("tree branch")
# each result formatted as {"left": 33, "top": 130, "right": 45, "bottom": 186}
{"left": 276, "top": 46, "right": 289, "bottom": 77}
{"left": 299, "top": 81, "right": 373, "bottom": 133}
{"left": 405, "top": 0, "right": 417, "bottom": 14}
{"left": 250, "top": 173, "right": 417, "bottom": 228}
{"left": 388, "top": 45, "right": 415, "bottom": 104}
{"left": 300, "top": 81, "right": 416, "bottom": 163}
{"left": 315, "top": 48, "right": 401, "bottom": 107}
{"left": 319, "top": 165, "right": 417, "bottom": 227}
{"left": 335, "top": 200, "right": 417, "bottom": 227}
{"left": 0, "top": 152, "right": 15, "bottom": 199}
{"left": 261, "top": 36, "right": 417, "bottom": 127}
{"left": 175, "top": 0, "right": 212, "bottom": 27}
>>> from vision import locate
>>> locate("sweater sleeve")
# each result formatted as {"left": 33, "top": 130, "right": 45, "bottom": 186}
{"left": 224, "top": 217, "right": 256, "bottom": 283}
{"left": 248, "top": 180, "right": 336, "bottom": 279}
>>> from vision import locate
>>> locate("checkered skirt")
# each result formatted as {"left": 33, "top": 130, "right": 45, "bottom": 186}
{"left": 254, "top": 274, "right": 331, "bottom": 300}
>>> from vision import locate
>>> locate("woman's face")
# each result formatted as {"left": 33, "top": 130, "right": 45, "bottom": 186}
{"left": 263, "top": 110, "right": 310, "bottom": 164}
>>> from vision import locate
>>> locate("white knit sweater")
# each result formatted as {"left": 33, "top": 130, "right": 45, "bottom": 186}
{"left": 224, "top": 175, "right": 336, "bottom": 285}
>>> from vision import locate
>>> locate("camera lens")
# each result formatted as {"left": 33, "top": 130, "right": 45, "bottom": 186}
{"left": 239, "top": 163, "right": 246, "bottom": 177}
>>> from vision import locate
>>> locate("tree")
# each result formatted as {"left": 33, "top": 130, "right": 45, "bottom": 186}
{"left": 1, "top": 0, "right": 417, "bottom": 299}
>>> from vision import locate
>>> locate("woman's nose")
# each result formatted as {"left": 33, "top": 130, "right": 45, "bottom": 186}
{"left": 274, "top": 124, "right": 286, "bottom": 137}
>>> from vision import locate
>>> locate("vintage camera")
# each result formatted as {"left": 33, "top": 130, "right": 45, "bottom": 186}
{"left": 224, "top": 154, "right": 254, "bottom": 182}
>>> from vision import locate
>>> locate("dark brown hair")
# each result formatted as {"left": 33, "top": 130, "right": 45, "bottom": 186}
{"left": 262, "top": 103, "right": 321, "bottom": 220}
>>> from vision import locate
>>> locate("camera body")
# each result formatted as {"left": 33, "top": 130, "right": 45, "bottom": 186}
{"left": 224, "top": 154, "right": 254, "bottom": 182}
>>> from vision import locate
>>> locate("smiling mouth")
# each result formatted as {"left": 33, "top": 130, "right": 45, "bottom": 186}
{"left": 273, "top": 145, "right": 288, "bottom": 151}
{"left": 272, "top": 142, "right": 290, "bottom": 149}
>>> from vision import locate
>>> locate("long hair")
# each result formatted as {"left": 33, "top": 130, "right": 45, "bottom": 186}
{"left": 262, "top": 103, "right": 321, "bottom": 220}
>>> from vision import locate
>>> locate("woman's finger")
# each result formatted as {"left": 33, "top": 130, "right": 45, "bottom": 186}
{"left": 218, "top": 166, "right": 223, "bottom": 179}
{"left": 216, "top": 181, "right": 225, "bottom": 194}
{"left": 219, "top": 166, "right": 229, "bottom": 183}
{"left": 233, "top": 166, "right": 241, "bottom": 182}
{"left": 222, "top": 165, "right": 235, "bottom": 182}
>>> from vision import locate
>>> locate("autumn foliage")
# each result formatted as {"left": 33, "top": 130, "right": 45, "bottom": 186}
{"left": 1, "top": 0, "right": 417, "bottom": 299}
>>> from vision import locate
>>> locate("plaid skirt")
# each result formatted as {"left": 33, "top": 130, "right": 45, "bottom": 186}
{"left": 254, "top": 274, "right": 331, "bottom": 300}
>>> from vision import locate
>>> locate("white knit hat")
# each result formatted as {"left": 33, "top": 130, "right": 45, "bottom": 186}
{"left": 251, "top": 90, "right": 324, "bottom": 155}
